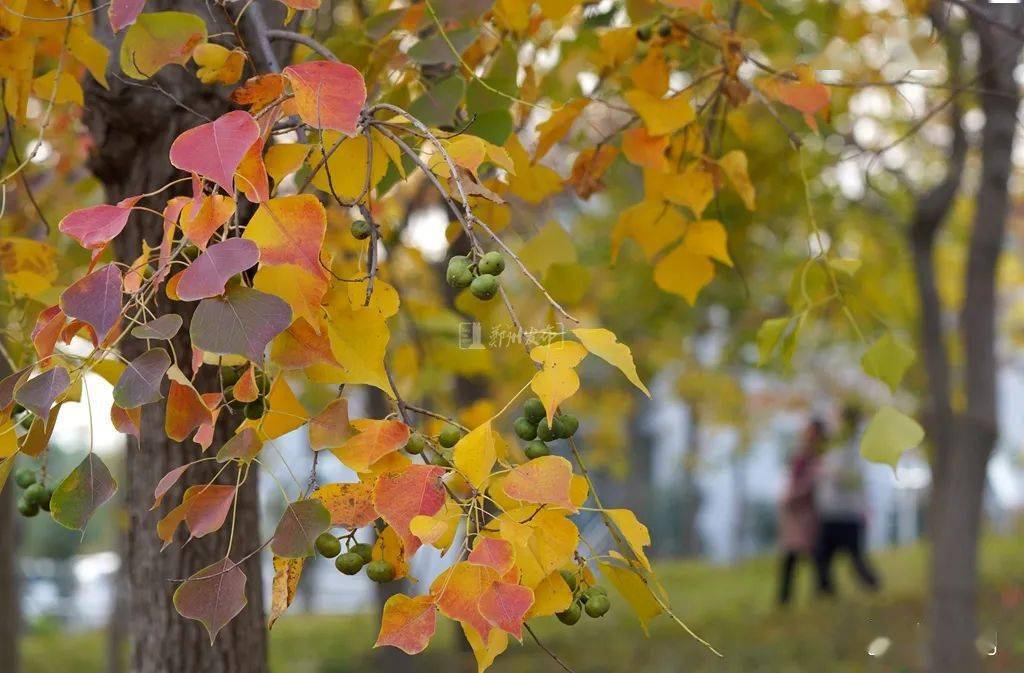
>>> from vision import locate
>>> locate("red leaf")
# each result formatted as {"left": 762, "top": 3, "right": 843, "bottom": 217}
{"left": 283, "top": 61, "right": 366, "bottom": 135}
{"left": 373, "top": 464, "right": 445, "bottom": 556}
{"left": 173, "top": 558, "right": 247, "bottom": 644}
{"left": 478, "top": 582, "right": 533, "bottom": 641}
{"left": 58, "top": 197, "right": 138, "bottom": 250}
{"left": 468, "top": 537, "right": 515, "bottom": 576}
{"left": 169, "top": 110, "right": 260, "bottom": 195}
{"left": 375, "top": 594, "right": 438, "bottom": 655}
{"left": 183, "top": 484, "right": 236, "bottom": 538}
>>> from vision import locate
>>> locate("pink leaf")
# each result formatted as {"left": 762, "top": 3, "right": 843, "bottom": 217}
{"left": 176, "top": 238, "right": 259, "bottom": 301}
{"left": 169, "top": 111, "right": 260, "bottom": 196}
{"left": 283, "top": 61, "right": 366, "bottom": 135}
{"left": 109, "top": 0, "right": 146, "bottom": 32}
{"left": 478, "top": 581, "right": 533, "bottom": 641}
{"left": 59, "top": 197, "right": 138, "bottom": 250}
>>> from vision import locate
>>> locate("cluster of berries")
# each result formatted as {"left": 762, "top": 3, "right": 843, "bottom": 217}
{"left": 556, "top": 568, "right": 610, "bottom": 624}
{"left": 513, "top": 397, "right": 579, "bottom": 459}
{"left": 314, "top": 534, "right": 396, "bottom": 582}
{"left": 13, "top": 467, "right": 51, "bottom": 518}
{"left": 446, "top": 251, "right": 506, "bottom": 301}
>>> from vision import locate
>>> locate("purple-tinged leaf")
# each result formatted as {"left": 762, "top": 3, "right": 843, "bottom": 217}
{"left": 15, "top": 367, "right": 70, "bottom": 421}
{"left": 109, "top": 0, "right": 145, "bottom": 32}
{"left": 270, "top": 498, "right": 331, "bottom": 558}
{"left": 60, "top": 264, "right": 123, "bottom": 338}
{"left": 50, "top": 453, "right": 117, "bottom": 531}
{"left": 216, "top": 428, "right": 262, "bottom": 464}
{"left": 132, "top": 314, "right": 183, "bottom": 340}
{"left": 177, "top": 238, "right": 259, "bottom": 301}
{"left": 190, "top": 286, "right": 291, "bottom": 364}
{"left": 113, "top": 348, "right": 171, "bottom": 408}
{"left": 151, "top": 462, "right": 194, "bottom": 510}
{"left": 0, "top": 366, "right": 31, "bottom": 411}
{"left": 173, "top": 558, "right": 247, "bottom": 644}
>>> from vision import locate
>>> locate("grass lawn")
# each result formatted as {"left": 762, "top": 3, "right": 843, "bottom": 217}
{"left": 22, "top": 534, "right": 1024, "bottom": 673}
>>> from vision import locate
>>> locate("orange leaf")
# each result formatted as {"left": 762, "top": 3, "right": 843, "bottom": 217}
{"left": 243, "top": 195, "right": 327, "bottom": 280}
{"left": 283, "top": 60, "right": 367, "bottom": 135}
{"left": 373, "top": 464, "right": 446, "bottom": 555}
{"left": 479, "top": 581, "right": 533, "bottom": 641}
{"left": 311, "top": 481, "right": 377, "bottom": 529}
{"left": 375, "top": 594, "right": 438, "bottom": 655}
{"left": 332, "top": 419, "right": 410, "bottom": 472}
{"left": 468, "top": 537, "right": 515, "bottom": 576}
{"left": 308, "top": 397, "right": 350, "bottom": 450}
{"left": 431, "top": 561, "right": 499, "bottom": 642}
{"left": 621, "top": 126, "right": 669, "bottom": 172}
{"left": 180, "top": 195, "right": 234, "bottom": 249}
{"left": 502, "top": 456, "right": 576, "bottom": 511}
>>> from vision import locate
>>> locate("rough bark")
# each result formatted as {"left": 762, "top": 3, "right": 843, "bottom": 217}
{"left": 911, "top": 7, "right": 1022, "bottom": 673}
{"left": 79, "top": 2, "right": 291, "bottom": 671}
{"left": 0, "top": 354, "right": 18, "bottom": 672}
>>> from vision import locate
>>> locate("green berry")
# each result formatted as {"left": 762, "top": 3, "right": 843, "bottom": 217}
{"left": 351, "top": 542, "right": 374, "bottom": 564}
{"left": 559, "top": 569, "right": 578, "bottom": 592}
{"left": 585, "top": 594, "right": 610, "bottom": 618}
{"left": 336, "top": 551, "right": 365, "bottom": 575}
{"left": 524, "top": 440, "right": 550, "bottom": 460}
{"left": 350, "top": 219, "right": 372, "bottom": 240}
{"left": 558, "top": 414, "right": 579, "bottom": 438}
{"left": 446, "top": 256, "right": 474, "bottom": 289}
{"left": 14, "top": 468, "right": 36, "bottom": 489}
{"left": 477, "top": 251, "right": 506, "bottom": 276}
{"left": 556, "top": 602, "right": 582, "bottom": 625}
{"left": 405, "top": 432, "right": 426, "bottom": 455}
{"left": 658, "top": 21, "right": 672, "bottom": 38}
{"left": 181, "top": 244, "right": 200, "bottom": 261}
{"left": 537, "top": 417, "right": 566, "bottom": 442}
{"left": 17, "top": 496, "right": 38, "bottom": 518}
{"left": 315, "top": 532, "right": 341, "bottom": 558}
{"left": 513, "top": 417, "right": 537, "bottom": 441}
{"left": 220, "top": 367, "right": 240, "bottom": 387}
{"left": 438, "top": 425, "right": 462, "bottom": 448}
{"left": 366, "top": 559, "right": 396, "bottom": 583}
{"left": 24, "top": 483, "right": 47, "bottom": 506}
{"left": 470, "top": 274, "right": 499, "bottom": 301}
{"left": 524, "top": 398, "right": 546, "bottom": 424}
{"left": 244, "top": 398, "right": 266, "bottom": 420}
{"left": 38, "top": 488, "right": 52, "bottom": 512}
{"left": 636, "top": 25, "right": 652, "bottom": 42}
{"left": 581, "top": 585, "right": 607, "bottom": 603}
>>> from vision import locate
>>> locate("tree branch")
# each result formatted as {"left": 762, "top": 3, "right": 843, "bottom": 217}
{"left": 265, "top": 29, "right": 338, "bottom": 62}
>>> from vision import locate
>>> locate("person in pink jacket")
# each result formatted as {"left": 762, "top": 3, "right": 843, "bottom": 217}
{"left": 777, "top": 417, "right": 826, "bottom": 605}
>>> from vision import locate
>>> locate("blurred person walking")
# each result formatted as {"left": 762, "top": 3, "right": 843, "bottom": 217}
{"left": 814, "top": 404, "right": 880, "bottom": 596}
{"left": 777, "top": 418, "right": 826, "bottom": 606}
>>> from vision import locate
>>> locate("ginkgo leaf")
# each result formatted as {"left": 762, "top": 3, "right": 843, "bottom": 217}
{"left": 60, "top": 264, "right": 123, "bottom": 338}
{"left": 270, "top": 499, "right": 331, "bottom": 558}
{"left": 173, "top": 558, "right": 247, "bottom": 644}
{"left": 120, "top": 11, "right": 207, "bottom": 80}
{"left": 169, "top": 110, "right": 259, "bottom": 195}
{"left": 268, "top": 556, "right": 304, "bottom": 629}
{"left": 452, "top": 421, "right": 497, "bottom": 489}
{"left": 502, "top": 456, "right": 576, "bottom": 511}
{"left": 374, "top": 464, "right": 446, "bottom": 555}
{"left": 861, "top": 332, "right": 916, "bottom": 393}
{"left": 860, "top": 406, "right": 924, "bottom": 470}
{"left": 311, "top": 481, "right": 377, "bottom": 529}
{"left": 113, "top": 348, "right": 171, "bottom": 408}
{"left": 375, "top": 594, "right": 438, "bottom": 655}
{"left": 190, "top": 286, "right": 292, "bottom": 363}
{"left": 131, "top": 314, "right": 183, "bottom": 340}
{"left": 283, "top": 60, "right": 367, "bottom": 135}
{"left": 332, "top": 419, "right": 409, "bottom": 472}
{"left": 624, "top": 89, "right": 694, "bottom": 136}
{"left": 479, "top": 581, "right": 533, "bottom": 641}
{"left": 573, "top": 328, "right": 650, "bottom": 397}
{"left": 15, "top": 367, "right": 71, "bottom": 421}
{"left": 50, "top": 453, "right": 117, "bottom": 531}
{"left": 176, "top": 238, "right": 259, "bottom": 301}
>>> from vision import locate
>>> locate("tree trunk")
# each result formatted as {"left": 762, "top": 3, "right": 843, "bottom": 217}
{"left": 0, "top": 476, "right": 18, "bottom": 672}
{"left": 915, "top": 8, "right": 1021, "bottom": 673}
{"left": 80, "top": 2, "right": 291, "bottom": 670}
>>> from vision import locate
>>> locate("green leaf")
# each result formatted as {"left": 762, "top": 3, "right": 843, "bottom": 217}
{"left": 51, "top": 453, "right": 117, "bottom": 531}
{"left": 408, "top": 75, "right": 466, "bottom": 128}
{"left": 270, "top": 499, "right": 331, "bottom": 558}
{"left": 860, "top": 406, "right": 924, "bottom": 470}
{"left": 407, "top": 28, "right": 479, "bottom": 66}
{"left": 861, "top": 332, "right": 915, "bottom": 392}
{"left": 756, "top": 316, "right": 800, "bottom": 367}
{"left": 119, "top": 12, "right": 207, "bottom": 80}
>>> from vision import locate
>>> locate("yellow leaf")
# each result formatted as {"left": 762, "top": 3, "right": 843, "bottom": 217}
{"left": 530, "top": 366, "right": 579, "bottom": 423}
{"left": 572, "top": 328, "right": 650, "bottom": 396}
{"left": 525, "top": 570, "right": 573, "bottom": 618}
{"left": 452, "top": 421, "right": 497, "bottom": 489}
{"left": 32, "top": 69, "right": 83, "bottom": 106}
{"left": 594, "top": 27, "right": 637, "bottom": 70}
{"left": 268, "top": 556, "right": 304, "bottom": 629}
{"left": 662, "top": 162, "right": 715, "bottom": 216}
{"left": 517, "top": 221, "right": 577, "bottom": 275}
{"left": 308, "top": 133, "right": 388, "bottom": 201}
{"left": 652, "top": 245, "right": 715, "bottom": 305}
{"left": 860, "top": 406, "right": 924, "bottom": 470}
{"left": 68, "top": 26, "right": 110, "bottom": 88}
{"left": 257, "top": 376, "right": 308, "bottom": 439}
{"left": 719, "top": 150, "right": 756, "bottom": 210}
{"left": 611, "top": 201, "right": 686, "bottom": 263}
{"left": 624, "top": 89, "right": 694, "bottom": 136}
{"left": 265, "top": 143, "right": 311, "bottom": 185}
{"left": 529, "top": 340, "right": 587, "bottom": 369}
{"left": 493, "top": 0, "right": 529, "bottom": 32}
{"left": 462, "top": 622, "right": 508, "bottom": 673}
{"left": 683, "top": 220, "right": 732, "bottom": 266}
{"left": 630, "top": 48, "right": 669, "bottom": 97}
{"left": 534, "top": 99, "right": 588, "bottom": 161}
{"left": 192, "top": 43, "right": 244, "bottom": 85}
{"left": 606, "top": 509, "right": 652, "bottom": 571}
{"left": 0, "top": 419, "right": 17, "bottom": 460}
{"left": 506, "top": 135, "right": 562, "bottom": 204}
{"left": 598, "top": 562, "right": 663, "bottom": 634}
{"left": 320, "top": 281, "right": 398, "bottom": 396}
{"left": 254, "top": 264, "right": 328, "bottom": 328}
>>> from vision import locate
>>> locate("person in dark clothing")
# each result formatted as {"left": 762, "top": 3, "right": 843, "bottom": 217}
{"left": 814, "top": 404, "right": 880, "bottom": 596}
{"left": 777, "top": 418, "right": 826, "bottom": 606}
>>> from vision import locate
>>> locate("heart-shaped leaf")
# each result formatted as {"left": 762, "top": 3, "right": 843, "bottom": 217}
{"left": 113, "top": 348, "right": 171, "bottom": 408}
{"left": 173, "top": 558, "right": 247, "bottom": 644}
{"left": 131, "top": 314, "right": 183, "bottom": 340}
{"left": 58, "top": 199, "right": 136, "bottom": 250}
{"left": 190, "top": 286, "right": 291, "bottom": 363}
{"left": 283, "top": 61, "right": 366, "bottom": 135}
{"left": 216, "top": 427, "right": 262, "bottom": 463}
{"left": 51, "top": 453, "right": 118, "bottom": 530}
{"left": 15, "top": 367, "right": 70, "bottom": 421}
{"left": 169, "top": 110, "right": 259, "bottom": 195}
{"left": 108, "top": 0, "right": 145, "bottom": 32}
{"left": 176, "top": 238, "right": 259, "bottom": 301}
{"left": 60, "top": 264, "right": 123, "bottom": 338}
{"left": 270, "top": 498, "right": 331, "bottom": 558}
{"left": 120, "top": 11, "right": 207, "bottom": 80}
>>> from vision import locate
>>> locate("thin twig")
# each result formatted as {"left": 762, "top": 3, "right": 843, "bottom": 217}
{"left": 266, "top": 29, "right": 338, "bottom": 61}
